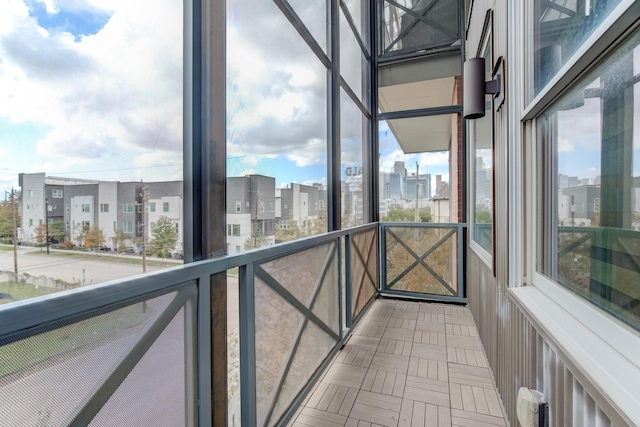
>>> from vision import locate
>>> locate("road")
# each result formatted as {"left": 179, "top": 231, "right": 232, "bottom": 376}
{"left": 0, "top": 246, "right": 177, "bottom": 286}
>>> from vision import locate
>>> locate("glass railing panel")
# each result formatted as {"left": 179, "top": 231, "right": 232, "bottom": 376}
{"left": 0, "top": 289, "right": 194, "bottom": 426}
{"left": 384, "top": 225, "right": 458, "bottom": 296}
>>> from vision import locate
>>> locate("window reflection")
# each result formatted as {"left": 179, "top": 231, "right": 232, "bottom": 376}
{"left": 471, "top": 43, "right": 493, "bottom": 254}
{"left": 227, "top": 0, "right": 329, "bottom": 248}
{"left": 537, "top": 28, "right": 640, "bottom": 330}
{"left": 532, "top": 0, "right": 621, "bottom": 98}
{"left": 0, "top": 0, "right": 183, "bottom": 303}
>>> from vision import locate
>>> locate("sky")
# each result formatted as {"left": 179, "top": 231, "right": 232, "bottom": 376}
{"left": 1, "top": 0, "right": 637, "bottom": 201}
{"left": 0, "top": 0, "right": 183, "bottom": 197}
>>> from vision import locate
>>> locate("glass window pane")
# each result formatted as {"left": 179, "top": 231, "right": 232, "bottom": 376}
{"left": 342, "top": 0, "right": 369, "bottom": 50}
{"left": 378, "top": 54, "right": 462, "bottom": 112}
{"left": 378, "top": 114, "right": 462, "bottom": 223}
{"left": 341, "top": 89, "right": 367, "bottom": 227}
{"left": 531, "top": 0, "right": 622, "bottom": 100}
{"left": 287, "top": 0, "right": 328, "bottom": 54}
{"left": 340, "top": 11, "right": 370, "bottom": 109}
{"left": 471, "top": 46, "right": 493, "bottom": 253}
{"left": 379, "top": 0, "right": 460, "bottom": 57}
{"left": 0, "top": 0, "right": 184, "bottom": 305}
{"left": 537, "top": 28, "right": 640, "bottom": 330}
{"left": 227, "top": 0, "right": 328, "bottom": 248}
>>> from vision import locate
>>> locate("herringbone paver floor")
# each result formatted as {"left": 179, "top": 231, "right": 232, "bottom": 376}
{"left": 288, "top": 299, "right": 508, "bottom": 427}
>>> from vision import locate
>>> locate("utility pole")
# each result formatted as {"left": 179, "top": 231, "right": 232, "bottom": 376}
{"left": 45, "top": 197, "right": 50, "bottom": 254}
{"left": 11, "top": 188, "right": 18, "bottom": 274}
{"left": 414, "top": 163, "right": 420, "bottom": 222}
{"left": 140, "top": 184, "right": 148, "bottom": 273}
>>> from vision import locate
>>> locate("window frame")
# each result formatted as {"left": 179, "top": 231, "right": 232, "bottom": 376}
{"left": 514, "top": 2, "right": 640, "bottom": 422}
{"left": 468, "top": 9, "right": 495, "bottom": 269}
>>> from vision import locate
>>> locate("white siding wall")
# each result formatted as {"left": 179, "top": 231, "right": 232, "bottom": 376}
{"left": 466, "top": 1, "right": 634, "bottom": 426}
{"left": 98, "top": 182, "right": 118, "bottom": 248}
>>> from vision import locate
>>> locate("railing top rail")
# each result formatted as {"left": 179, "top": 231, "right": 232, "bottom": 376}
{"left": 381, "top": 222, "right": 467, "bottom": 228}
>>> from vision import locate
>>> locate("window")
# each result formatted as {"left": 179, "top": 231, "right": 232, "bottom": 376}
{"left": 100, "top": 204, "right": 109, "bottom": 213}
{"left": 150, "top": 202, "right": 156, "bottom": 212}
{"left": 82, "top": 204, "right": 91, "bottom": 213}
{"left": 138, "top": 204, "right": 143, "bottom": 213}
{"left": 531, "top": 0, "right": 622, "bottom": 100}
{"left": 227, "top": 224, "right": 241, "bottom": 236}
{"left": 113, "top": 221, "right": 116, "bottom": 231}
{"left": 150, "top": 222, "right": 156, "bottom": 230}
{"left": 52, "top": 189, "right": 63, "bottom": 198}
{"left": 163, "top": 202, "right": 169, "bottom": 212}
{"left": 123, "top": 203, "right": 134, "bottom": 213}
{"left": 259, "top": 200, "right": 265, "bottom": 213}
{"left": 123, "top": 222, "right": 134, "bottom": 233}
{"left": 471, "top": 30, "right": 494, "bottom": 256}
{"left": 537, "top": 27, "right": 640, "bottom": 330}
{"left": 28, "top": 190, "right": 34, "bottom": 198}
{"left": 235, "top": 201, "right": 241, "bottom": 213}
{"left": 29, "top": 219, "right": 33, "bottom": 227}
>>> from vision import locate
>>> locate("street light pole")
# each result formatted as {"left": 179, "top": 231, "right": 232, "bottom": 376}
{"left": 11, "top": 189, "right": 18, "bottom": 274}
{"left": 140, "top": 184, "right": 148, "bottom": 273}
{"left": 45, "top": 197, "right": 50, "bottom": 254}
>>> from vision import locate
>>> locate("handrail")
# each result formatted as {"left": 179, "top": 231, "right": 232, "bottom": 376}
{"left": 0, "top": 223, "right": 378, "bottom": 339}
{"left": 0, "top": 221, "right": 468, "bottom": 426}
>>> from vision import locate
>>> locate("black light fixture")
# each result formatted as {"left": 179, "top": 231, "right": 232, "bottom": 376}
{"left": 463, "top": 56, "right": 505, "bottom": 119}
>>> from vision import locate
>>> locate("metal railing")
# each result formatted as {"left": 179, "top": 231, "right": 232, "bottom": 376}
{"left": 555, "top": 226, "right": 640, "bottom": 330}
{"left": 0, "top": 222, "right": 467, "bottom": 426}
{"left": 381, "top": 223, "right": 467, "bottom": 303}
{"left": 0, "top": 224, "right": 380, "bottom": 427}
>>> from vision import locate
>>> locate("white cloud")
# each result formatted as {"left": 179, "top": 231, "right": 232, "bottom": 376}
{"left": 418, "top": 151, "right": 449, "bottom": 167}
{"left": 0, "top": 0, "right": 183, "bottom": 181}
{"left": 557, "top": 137, "right": 574, "bottom": 152}
{"left": 240, "top": 169, "right": 257, "bottom": 176}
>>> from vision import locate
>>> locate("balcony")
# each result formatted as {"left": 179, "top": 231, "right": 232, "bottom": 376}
{"left": 0, "top": 222, "right": 499, "bottom": 427}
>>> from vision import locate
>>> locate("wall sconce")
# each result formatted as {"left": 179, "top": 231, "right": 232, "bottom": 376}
{"left": 463, "top": 56, "right": 505, "bottom": 119}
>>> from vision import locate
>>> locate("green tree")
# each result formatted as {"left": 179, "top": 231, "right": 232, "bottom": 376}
{"left": 113, "top": 229, "right": 128, "bottom": 252}
{"left": 84, "top": 225, "right": 106, "bottom": 251}
{"left": 34, "top": 224, "right": 47, "bottom": 249}
{"left": 48, "top": 221, "right": 64, "bottom": 244}
{"left": 244, "top": 234, "right": 270, "bottom": 251}
{"left": 0, "top": 201, "right": 20, "bottom": 240}
{"left": 475, "top": 208, "right": 491, "bottom": 224}
{"left": 383, "top": 207, "right": 431, "bottom": 223}
{"left": 149, "top": 216, "right": 179, "bottom": 259}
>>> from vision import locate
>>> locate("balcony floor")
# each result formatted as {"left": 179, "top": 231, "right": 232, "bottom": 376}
{"left": 288, "top": 298, "right": 508, "bottom": 427}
